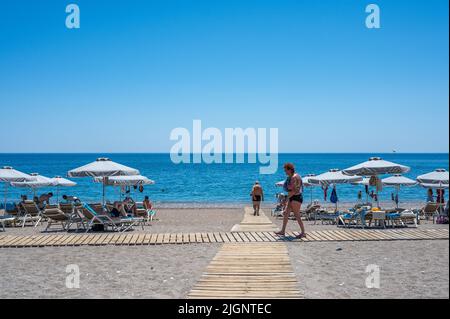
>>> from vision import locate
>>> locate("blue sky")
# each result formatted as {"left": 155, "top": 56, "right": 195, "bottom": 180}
{"left": 0, "top": 0, "right": 448, "bottom": 153}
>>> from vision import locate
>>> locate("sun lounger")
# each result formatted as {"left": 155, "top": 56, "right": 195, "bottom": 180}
{"left": 135, "top": 203, "right": 156, "bottom": 224}
{"left": 59, "top": 203, "right": 75, "bottom": 215}
{"left": 418, "top": 202, "right": 439, "bottom": 223}
{"left": 18, "top": 201, "right": 43, "bottom": 228}
{"left": 338, "top": 208, "right": 367, "bottom": 228}
{"left": 42, "top": 208, "right": 70, "bottom": 232}
{"left": 77, "top": 203, "right": 143, "bottom": 233}
{"left": 399, "top": 210, "right": 418, "bottom": 227}
{"left": 0, "top": 215, "right": 15, "bottom": 231}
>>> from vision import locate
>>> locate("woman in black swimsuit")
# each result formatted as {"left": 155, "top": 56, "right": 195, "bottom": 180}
{"left": 275, "top": 163, "right": 306, "bottom": 239}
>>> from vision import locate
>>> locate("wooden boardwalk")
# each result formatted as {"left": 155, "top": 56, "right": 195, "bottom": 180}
{"left": 187, "top": 243, "right": 302, "bottom": 299}
{"left": 186, "top": 208, "right": 448, "bottom": 299}
{"left": 0, "top": 228, "right": 448, "bottom": 248}
{"left": 231, "top": 207, "right": 278, "bottom": 232}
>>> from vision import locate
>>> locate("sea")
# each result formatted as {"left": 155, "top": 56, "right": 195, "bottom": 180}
{"left": 0, "top": 153, "right": 448, "bottom": 208}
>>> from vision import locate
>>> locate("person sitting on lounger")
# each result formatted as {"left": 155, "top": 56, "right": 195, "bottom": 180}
{"left": 143, "top": 196, "right": 153, "bottom": 210}
{"left": 123, "top": 196, "right": 137, "bottom": 216}
{"left": 250, "top": 181, "right": 264, "bottom": 216}
{"left": 109, "top": 201, "right": 128, "bottom": 218}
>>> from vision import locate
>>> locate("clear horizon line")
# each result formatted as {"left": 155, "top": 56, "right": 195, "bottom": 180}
{"left": 0, "top": 152, "right": 449, "bottom": 155}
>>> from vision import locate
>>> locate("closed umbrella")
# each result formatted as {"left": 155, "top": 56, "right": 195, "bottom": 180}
{"left": 343, "top": 157, "right": 410, "bottom": 207}
{"left": 68, "top": 158, "right": 140, "bottom": 205}
{"left": 309, "top": 169, "right": 362, "bottom": 210}
{"left": 0, "top": 167, "right": 35, "bottom": 210}
{"left": 382, "top": 174, "right": 417, "bottom": 208}
{"left": 52, "top": 176, "right": 77, "bottom": 203}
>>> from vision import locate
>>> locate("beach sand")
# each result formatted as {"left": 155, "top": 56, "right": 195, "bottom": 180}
{"left": 287, "top": 240, "right": 449, "bottom": 299}
{"left": 0, "top": 244, "right": 220, "bottom": 299}
{"left": 0, "top": 206, "right": 448, "bottom": 299}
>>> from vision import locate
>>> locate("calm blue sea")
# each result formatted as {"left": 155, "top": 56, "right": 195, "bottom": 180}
{"left": 0, "top": 153, "right": 448, "bottom": 207}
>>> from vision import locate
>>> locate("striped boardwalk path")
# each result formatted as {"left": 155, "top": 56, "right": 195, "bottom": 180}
{"left": 0, "top": 228, "right": 448, "bottom": 248}
{"left": 187, "top": 243, "right": 302, "bottom": 299}
{"left": 231, "top": 207, "right": 278, "bottom": 232}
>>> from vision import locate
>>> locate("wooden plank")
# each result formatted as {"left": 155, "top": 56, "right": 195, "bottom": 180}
{"left": 143, "top": 234, "right": 153, "bottom": 245}
{"left": 182, "top": 233, "right": 190, "bottom": 244}
{"left": 169, "top": 234, "right": 177, "bottom": 244}
{"left": 207, "top": 232, "right": 217, "bottom": 243}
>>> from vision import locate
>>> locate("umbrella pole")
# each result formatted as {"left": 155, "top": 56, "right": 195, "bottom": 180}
{"left": 102, "top": 177, "right": 106, "bottom": 206}
{"left": 310, "top": 187, "right": 313, "bottom": 204}
{"left": 3, "top": 183, "right": 7, "bottom": 211}
{"left": 396, "top": 186, "right": 399, "bottom": 209}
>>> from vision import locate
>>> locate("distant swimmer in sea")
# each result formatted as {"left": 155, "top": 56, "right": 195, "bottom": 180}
{"left": 275, "top": 163, "right": 306, "bottom": 239}
{"left": 250, "top": 181, "right": 264, "bottom": 216}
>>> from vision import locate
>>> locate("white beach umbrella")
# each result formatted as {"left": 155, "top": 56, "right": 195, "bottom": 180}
{"left": 351, "top": 177, "right": 371, "bottom": 203}
{"left": 52, "top": 176, "right": 77, "bottom": 203}
{"left": 95, "top": 175, "right": 155, "bottom": 186}
{"left": 342, "top": 157, "right": 410, "bottom": 176}
{"left": 309, "top": 169, "right": 362, "bottom": 210}
{"left": 303, "top": 174, "right": 319, "bottom": 204}
{"left": 275, "top": 180, "right": 284, "bottom": 187}
{"left": 382, "top": 175, "right": 418, "bottom": 187}
{"left": 343, "top": 157, "right": 410, "bottom": 207}
{"left": 68, "top": 158, "right": 140, "bottom": 178}
{"left": 419, "top": 183, "right": 449, "bottom": 190}
{"left": 351, "top": 177, "right": 371, "bottom": 186}
{"left": 68, "top": 158, "right": 140, "bottom": 204}
{"left": 0, "top": 166, "right": 35, "bottom": 210}
{"left": 309, "top": 169, "right": 362, "bottom": 186}
{"left": 416, "top": 169, "right": 449, "bottom": 185}
{"left": 94, "top": 175, "right": 155, "bottom": 201}
{"left": 382, "top": 174, "right": 417, "bottom": 208}
{"left": 11, "top": 173, "right": 55, "bottom": 188}
{"left": 276, "top": 174, "right": 318, "bottom": 203}
{"left": 10, "top": 173, "right": 56, "bottom": 199}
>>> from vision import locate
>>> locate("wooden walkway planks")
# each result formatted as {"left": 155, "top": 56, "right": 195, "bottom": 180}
{"left": 0, "top": 228, "right": 447, "bottom": 248}
{"left": 187, "top": 243, "right": 303, "bottom": 299}
{"left": 230, "top": 208, "right": 279, "bottom": 232}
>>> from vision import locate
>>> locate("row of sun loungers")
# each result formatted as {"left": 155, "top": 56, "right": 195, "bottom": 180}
{"left": 271, "top": 202, "right": 443, "bottom": 229}
{"left": 1, "top": 201, "right": 153, "bottom": 233}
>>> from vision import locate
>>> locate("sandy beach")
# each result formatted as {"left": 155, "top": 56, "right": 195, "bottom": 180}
{"left": 0, "top": 206, "right": 448, "bottom": 299}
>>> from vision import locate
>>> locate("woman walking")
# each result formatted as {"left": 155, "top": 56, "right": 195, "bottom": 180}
{"left": 275, "top": 163, "right": 306, "bottom": 239}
